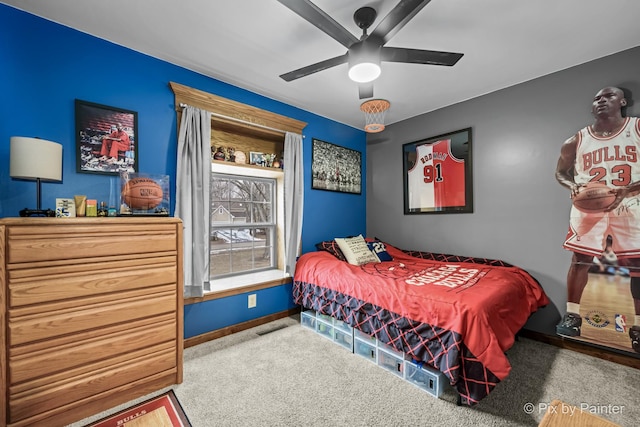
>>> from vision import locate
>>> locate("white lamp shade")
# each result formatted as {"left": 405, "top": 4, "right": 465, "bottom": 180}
{"left": 10, "top": 136, "right": 63, "bottom": 182}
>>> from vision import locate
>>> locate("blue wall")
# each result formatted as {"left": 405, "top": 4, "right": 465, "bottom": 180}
{"left": 183, "top": 284, "right": 296, "bottom": 338}
{"left": 1, "top": 5, "right": 367, "bottom": 339}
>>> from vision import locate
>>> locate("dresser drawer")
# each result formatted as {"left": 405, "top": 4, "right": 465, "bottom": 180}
{"left": 6, "top": 223, "right": 178, "bottom": 264}
{"left": 9, "top": 315, "right": 177, "bottom": 384}
{"left": 8, "top": 348, "right": 177, "bottom": 423}
{"left": 8, "top": 290, "right": 176, "bottom": 345}
{"left": 8, "top": 258, "right": 177, "bottom": 307}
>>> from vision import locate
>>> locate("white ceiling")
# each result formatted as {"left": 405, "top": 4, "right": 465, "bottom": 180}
{"left": 4, "top": 0, "right": 640, "bottom": 130}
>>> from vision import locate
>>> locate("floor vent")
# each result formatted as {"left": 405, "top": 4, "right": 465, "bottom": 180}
{"left": 256, "top": 324, "right": 289, "bottom": 336}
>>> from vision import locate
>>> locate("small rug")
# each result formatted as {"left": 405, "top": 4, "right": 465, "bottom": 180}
{"left": 538, "top": 400, "right": 621, "bottom": 427}
{"left": 86, "top": 390, "right": 191, "bottom": 427}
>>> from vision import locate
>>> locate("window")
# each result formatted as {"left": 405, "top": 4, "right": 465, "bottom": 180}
{"left": 170, "top": 82, "right": 306, "bottom": 296}
{"left": 209, "top": 164, "right": 284, "bottom": 282}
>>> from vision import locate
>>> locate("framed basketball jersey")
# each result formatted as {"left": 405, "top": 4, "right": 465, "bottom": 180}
{"left": 403, "top": 127, "right": 473, "bottom": 214}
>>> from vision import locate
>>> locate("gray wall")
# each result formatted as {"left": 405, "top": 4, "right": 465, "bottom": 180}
{"left": 366, "top": 46, "right": 640, "bottom": 334}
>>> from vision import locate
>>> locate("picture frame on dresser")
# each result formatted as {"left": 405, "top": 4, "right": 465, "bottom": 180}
{"left": 75, "top": 99, "right": 139, "bottom": 175}
{"left": 403, "top": 127, "right": 473, "bottom": 214}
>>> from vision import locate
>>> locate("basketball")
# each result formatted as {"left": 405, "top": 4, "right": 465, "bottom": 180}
{"left": 572, "top": 182, "right": 616, "bottom": 213}
{"left": 122, "top": 177, "right": 163, "bottom": 210}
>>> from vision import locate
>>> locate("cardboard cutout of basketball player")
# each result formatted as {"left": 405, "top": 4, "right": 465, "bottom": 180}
{"left": 556, "top": 86, "right": 640, "bottom": 354}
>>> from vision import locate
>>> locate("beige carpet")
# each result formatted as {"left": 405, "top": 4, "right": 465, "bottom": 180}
{"left": 72, "top": 315, "right": 639, "bottom": 427}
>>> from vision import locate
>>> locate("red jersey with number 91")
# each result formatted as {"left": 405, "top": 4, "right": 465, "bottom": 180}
{"left": 407, "top": 139, "right": 466, "bottom": 209}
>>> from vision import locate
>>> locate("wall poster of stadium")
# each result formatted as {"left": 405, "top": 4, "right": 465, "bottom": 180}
{"left": 403, "top": 127, "right": 473, "bottom": 214}
{"left": 311, "top": 138, "right": 362, "bottom": 194}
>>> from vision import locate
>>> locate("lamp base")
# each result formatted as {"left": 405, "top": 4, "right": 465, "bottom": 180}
{"left": 19, "top": 208, "right": 56, "bottom": 217}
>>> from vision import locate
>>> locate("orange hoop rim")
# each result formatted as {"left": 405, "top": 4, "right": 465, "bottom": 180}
{"left": 360, "top": 99, "right": 390, "bottom": 113}
{"left": 361, "top": 99, "right": 390, "bottom": 133}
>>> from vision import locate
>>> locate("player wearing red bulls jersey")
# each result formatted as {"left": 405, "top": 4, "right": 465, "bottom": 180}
{"left": 407, "top": 139, "right": 466, "bottom": 210}
{"left": 556, "top": 86, "right": 640, "bottom": 352}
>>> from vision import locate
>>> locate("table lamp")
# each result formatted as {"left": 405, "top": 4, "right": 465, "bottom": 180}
{"left": 10, "top": 136, "right": 63, "bottom": 217}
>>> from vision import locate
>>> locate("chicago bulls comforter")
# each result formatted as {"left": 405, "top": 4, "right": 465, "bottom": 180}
{"left": 293, "top": 243, "right": 549, "bottom": 405}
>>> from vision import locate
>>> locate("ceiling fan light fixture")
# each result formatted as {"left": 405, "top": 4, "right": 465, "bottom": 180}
{"left": 348, "top": 62, "right": 381, "bottom": 83}
{"left": 348, "top": 40, "right": 381, "bottom": 83}
{"left": 278, "top": 1, "right": 465, "bottom": 103}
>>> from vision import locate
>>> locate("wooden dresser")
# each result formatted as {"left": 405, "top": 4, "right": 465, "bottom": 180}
{"left": 0, "top": 217, "right": 184, "bottom": 427}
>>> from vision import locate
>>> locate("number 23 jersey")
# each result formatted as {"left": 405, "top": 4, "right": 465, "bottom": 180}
{"left": 574, "top": 116, "right": 640, "bottom": 187}
{"left": 407, "top": 139, "right": 466, "bottom": 210}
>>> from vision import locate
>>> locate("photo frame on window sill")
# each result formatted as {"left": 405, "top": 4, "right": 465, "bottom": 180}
{"left": 75, "top": 99, "right": 138, "bottom": 175}
{"left": 403, "top": 127, "right": 473, "bottom": 214}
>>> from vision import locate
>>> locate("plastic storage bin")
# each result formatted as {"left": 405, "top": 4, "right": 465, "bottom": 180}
{"left": 354, "top": 328, "right": 377, "bottom": 344}
{"left": 301, "top": 309, "right": 449, "bottom": 398}
{"left": 333, "top": 328, "right": 354, "bottom": 351}
{"left": 315, "top": 318, "right": 334, "bottom": 340}
{"left": 377, "top": 340, "right": 404, "bottom": 358}
{"left": 301, "top": 310, "right": 449, "bottom": 398}
{"left": 354, "top": 338, "right": 377, "bottom": 363}
{"left": 317, "top": 312, "right": 333, "bottom": 323}
{"left": 377, "top": 348, "right": 405, "bottom": 378}
{"left": 404, "top": 360, "right": 446, "bottom": 398}
{"left": 301, "top": 310, "right": 316, "bottom": 330}
{"left": 333, "top": 318, "right": 353, "bottom": 333}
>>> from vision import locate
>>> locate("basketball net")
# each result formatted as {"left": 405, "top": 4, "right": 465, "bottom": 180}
{"left": 360, "top": 99, "right": 390, "bottom": 133}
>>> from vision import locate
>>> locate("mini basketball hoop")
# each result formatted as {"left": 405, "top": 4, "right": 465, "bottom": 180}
{"left": 360, "top": 99, "right": 390, "bottom": 133}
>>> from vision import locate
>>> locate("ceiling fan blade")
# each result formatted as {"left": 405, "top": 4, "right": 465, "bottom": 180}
{"left": 277, "top": 0, "right": 359, "bottom": 48}
{"left": 359, "top": 83, "right": 374, "bottom": 99}
{"left": 280, "top": 54, "right": 348, "bottom": 82}
{"left": 381, "top": 47, "right": 463, "bottom": 66}
{"left": 370, "top": 0, "right": 432, "bottom": 45}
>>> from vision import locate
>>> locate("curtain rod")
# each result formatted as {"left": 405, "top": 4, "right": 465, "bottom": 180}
{"left": 179, "top": 103, "right": 289, "bottom": 135}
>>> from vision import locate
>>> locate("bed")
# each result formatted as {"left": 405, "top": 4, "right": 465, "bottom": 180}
{"left": 293, "top": 236, "right": 549, "bottom": 405}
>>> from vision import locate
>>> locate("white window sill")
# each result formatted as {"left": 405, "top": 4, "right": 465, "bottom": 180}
{"left": 207, "top": 269, "right": 289, "bottom": 293}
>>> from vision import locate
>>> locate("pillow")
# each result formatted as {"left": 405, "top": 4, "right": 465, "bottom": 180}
{"left": 367, "top": 239, "right": 393, "bottom": 262}
{"left": 315, "top": 240, "right": 346, "bottom": 261}
{"left": 335, "top": 234, "right": 380, "bottom": 266}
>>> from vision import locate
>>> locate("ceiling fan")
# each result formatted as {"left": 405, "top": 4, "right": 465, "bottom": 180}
{"left": 277, "top": 0, "right": 464, "bottom": 99}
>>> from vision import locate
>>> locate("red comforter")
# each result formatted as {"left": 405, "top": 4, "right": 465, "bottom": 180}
{"left": 293, "top": 243, "right": 549, "bottom": 404}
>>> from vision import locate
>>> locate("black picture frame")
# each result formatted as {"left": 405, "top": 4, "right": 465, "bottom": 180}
{"left": 403, "top": 127, "right": 473, "bottom": 214}
{"left": 311, "top": 138, "right": 362, "bottom": 195}
{"left": 75, "top": 99, "right": 138, "bottom": 175}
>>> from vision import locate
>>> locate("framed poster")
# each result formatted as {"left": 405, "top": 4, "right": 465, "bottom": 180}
{"left": 75, "top": 99, "right": 138, "bottom": 175}
{"left": 311, "top": 138, "right": 361, "bottom": 194}
{"left": 403, "top": 127, "right": 472, "bottom": 214}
